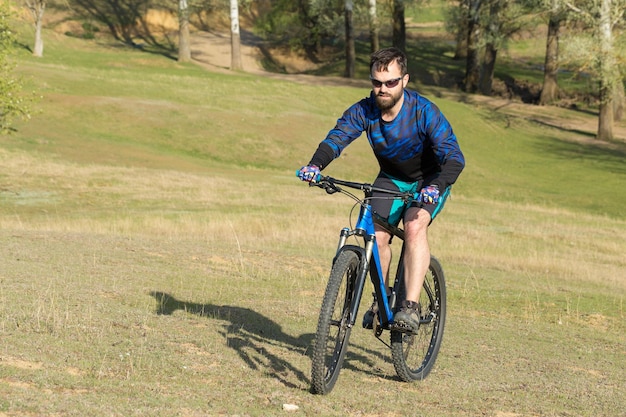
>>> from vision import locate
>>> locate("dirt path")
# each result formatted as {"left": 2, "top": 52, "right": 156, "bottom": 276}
{"left": 190, "top": 29, "right": 372, "bottom": 88}
{"left": 190, "top": 30, "right": 626, "bottom": 143}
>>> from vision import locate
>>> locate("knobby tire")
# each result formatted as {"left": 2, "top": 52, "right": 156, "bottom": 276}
{"left": 310, "top": 250, "right": 360, "bottom": 395}
{"left": 391, "top": 256, "right": 447, "bottom": 382}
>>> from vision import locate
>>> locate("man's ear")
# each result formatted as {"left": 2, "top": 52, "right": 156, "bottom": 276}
{"left": 403, "top": 73, "right": 410, "bottom": 87}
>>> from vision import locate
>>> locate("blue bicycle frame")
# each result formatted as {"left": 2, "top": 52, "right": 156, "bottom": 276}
{"left": 334, "top": 189, "right": 407, "bottom": 330}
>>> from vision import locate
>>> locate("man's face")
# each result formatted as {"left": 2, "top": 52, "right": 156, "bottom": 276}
{"left": 371, "top": 60, "right": 407, "bottom": 111}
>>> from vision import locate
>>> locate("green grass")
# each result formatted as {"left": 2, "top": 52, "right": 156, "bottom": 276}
{"left": 1, "top": 21, "right": 625, "bottom": 417}
{"left": 406, "top": 0, "right": 448, "bottom": 24}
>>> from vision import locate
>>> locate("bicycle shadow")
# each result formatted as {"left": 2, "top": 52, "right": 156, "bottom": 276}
{"left": 149, "top": 291, "right": 314, "bottom": 389}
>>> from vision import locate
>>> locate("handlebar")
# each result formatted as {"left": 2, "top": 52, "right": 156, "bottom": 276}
{"left": 303, "top": 174, "right": 414, "bottom": 202}
{"left": 314, "top": 176, "right": 376, "bottom": 193}
{"left": 296, "top": 172, "right": 412, "bottom": 238}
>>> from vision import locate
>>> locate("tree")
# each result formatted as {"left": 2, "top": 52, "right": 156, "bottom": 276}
{"left": 539, "top": 0, "right": 563, "bottom": 105}
{"left": 564, "top": 0, "right": 625, "bottom": 141}
{"left": 448, "top": 0, "right": 469, "bottom": 60}
{"left": 455, "top": 0, "right": 535, "bottom": 95}
{"left": 539, "top": 0, "right": 566, "bottom": 105}
{"left": 478, "top": 0, "right": 501, "bottom": 95}
{"left": 344, "top": 0, "right": 355, "bottom": 77}
{"left": 596, "top": 0, "right": 617, "bottom": 141}
{"left": 368, "top": 0, "right": 379, "bottom": 53}
{"left": 1, "top": 1, "right": 32, "bottom": 133}
{"left": 178, "top": 0, "right": 191, "bottom": 62}
{"left": 24, "top": 0, "right": 46, "bottom": 57}
{"left": 230, "top": 0, "right": 242, "bottom": 71}
{"left": 479, "top": 0, "right": 532, "bottom": 95}
{"left": 464, "top": 0, "right": 482, "bottom": 92}
{"left": 392, "top": 0, "right": 406, "bottom": 51}
{"left": 614, "top": 80, "right": 624, "bottom": 121}
{"left": 255, "top": 0, "right": 343, "bottom": 59}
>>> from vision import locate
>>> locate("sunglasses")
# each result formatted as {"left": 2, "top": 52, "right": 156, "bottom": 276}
{"left": 370, "top": 76, "right": 403, "bottom": 89}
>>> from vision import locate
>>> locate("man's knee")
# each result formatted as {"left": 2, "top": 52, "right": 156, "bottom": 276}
{"left": 404, "top": 209, "right": 430, "bottom": 238}
{"left": 375, "top": 227, "right": 393, "bottom": 246}
{"left": 405, "top": 208, "right": 431, "bottom": 227}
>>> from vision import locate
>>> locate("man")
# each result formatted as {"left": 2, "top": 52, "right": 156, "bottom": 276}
{"left": 297, "top": 47, "right": 465, "bottom": 332}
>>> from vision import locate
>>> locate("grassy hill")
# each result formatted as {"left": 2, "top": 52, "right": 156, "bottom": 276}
{"left": 1, "top": 20, "right": 625, "bottom": 417}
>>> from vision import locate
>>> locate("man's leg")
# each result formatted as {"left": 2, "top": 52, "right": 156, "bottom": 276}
{"left": 375, "top": 226, "right": 393, "bottom": 289}
{"left": 402, "top": 206, "right": 432, "bottom": 303}
{"left": 393, "top": 206, "right": 431, "bottom": 331}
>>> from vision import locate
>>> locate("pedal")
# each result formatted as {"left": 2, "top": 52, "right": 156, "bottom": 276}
{"left": 390, "top": 321, "right": 418, "bottom": 334}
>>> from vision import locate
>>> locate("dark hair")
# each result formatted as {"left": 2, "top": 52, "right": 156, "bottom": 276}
{"left": 370, "top": 47, "right": 407, "bottom": 75}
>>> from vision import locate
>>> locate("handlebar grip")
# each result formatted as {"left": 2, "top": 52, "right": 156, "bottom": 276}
{"left": 296, "top": 169, "right": 322, "bottom": 183}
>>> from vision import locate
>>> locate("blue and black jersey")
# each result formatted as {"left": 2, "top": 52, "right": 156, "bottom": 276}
{"left": 309, "top": 89, "right": 465, "bottom": 190}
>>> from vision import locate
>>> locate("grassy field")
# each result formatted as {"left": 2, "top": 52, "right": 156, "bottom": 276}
{"left": 1, "top": 19, "right": 625, "bottom": 417}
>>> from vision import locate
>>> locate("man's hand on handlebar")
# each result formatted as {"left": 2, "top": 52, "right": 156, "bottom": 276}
{"left": 419, "top": 185, "right": 439, "bottom": 205}
{"left": 297, "top": 165, "right": 321, "bottom": 183}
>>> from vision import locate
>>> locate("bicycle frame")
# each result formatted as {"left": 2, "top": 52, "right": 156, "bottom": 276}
{"left": 320, "top": 177, "right": 411, "bottom": 330}
{"left": 338, "top": 200, "right": 395, "bottom": 328}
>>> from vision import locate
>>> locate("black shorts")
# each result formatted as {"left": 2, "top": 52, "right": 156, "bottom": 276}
{"left": 370, "top": 172, "right": 451, "bottom": 227}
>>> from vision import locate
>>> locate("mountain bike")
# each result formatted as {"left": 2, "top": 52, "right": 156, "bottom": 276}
{"left": 304, "top": 175, "right": 446, "bottom": 395}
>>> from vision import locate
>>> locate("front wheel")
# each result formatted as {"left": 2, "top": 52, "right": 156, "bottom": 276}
{"left": 391, "top": 256, "right": 446, "bottom": 382}
{"left": 310, "top": 250, "right": 360, "bottom": 395}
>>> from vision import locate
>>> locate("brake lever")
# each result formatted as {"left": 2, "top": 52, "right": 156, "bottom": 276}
{"left": 307, "top": 179, "right": 339, "bottom": 194}
{"left": 402, "top": 192, "right": 415, "bottom": 204}
{"left": 323, "top": 182, "right": 340, "bottom": 194}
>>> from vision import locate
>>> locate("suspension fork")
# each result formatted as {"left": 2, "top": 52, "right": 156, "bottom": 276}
{"left": 334, "top": 234, "right": 377, "bottom": 327}
{"left": 345, "top": 234, "right": 379, "bottom": 327}
{"left": 335, "top": 228, "right": 350, "bottom": 256}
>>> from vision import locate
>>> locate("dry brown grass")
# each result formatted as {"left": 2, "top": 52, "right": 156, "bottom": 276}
{"left": 1, "top": 143, "right": 624, "bottom": 416}
{"left": 2, "top": 22, "right": 625, "bottom": 414}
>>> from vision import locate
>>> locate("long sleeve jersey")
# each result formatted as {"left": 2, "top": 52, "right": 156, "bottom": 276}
{"left": 309, "top": 89, "right": 465, "bottom": 190}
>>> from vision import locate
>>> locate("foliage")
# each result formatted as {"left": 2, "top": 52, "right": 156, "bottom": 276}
{"left": 403, "top": 0, "right": 446, "bottom": 22}
{"left": 445, "top": 0, "right": 539, "bottom": 51}
{"left": 0, "top": 0, "right": 31, "bottom": 133}
{"left": 559, "top": 0, "right": 626, "bottom": 77}
{"left": 254, "top": 0, "right": 347, "bottom": 55}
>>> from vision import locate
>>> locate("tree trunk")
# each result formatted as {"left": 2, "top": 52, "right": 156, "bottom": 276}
{"left": 464, "top": 0, "right": 481, "bottom": 93}
{"left": 178, "top": 0, "right": 191, "bottom": 62}
{"left": 598, "top": 96, "right": 614, "bottom": 141}
{"left": 596, "top": 0, "right": 614, "bottom": 141}
{"left": 479, "top": 43, "right": 497, "bottom": 95}
{"left": 344, "top": 0, "right": 355, "bottom": 78}
{"left": 539, "top": 4, "right": 561, "bottom": 105}
{"left": 479, "top": 0, "right": 502, "bottom": 96}
{"left": 368, "top": 0, "right": 379, "bottom": 54}
{"left": 392, "top": 0, "right": 406, "bottom": 52}
{"left": 454, "top": 1, "right": 468, "bottom": 60}
{"left": 230, "top": 0, "right": 243, "bottom": 71}
{"left": 28, "top": 0, "right": 46, "bottom": 57}
{"left": 612, "top": 78, "right": 624, "bottom": 122}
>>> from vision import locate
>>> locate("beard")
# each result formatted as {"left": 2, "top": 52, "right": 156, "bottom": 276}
{"left": 375, "top": 89, "right": 402, "bottom": 111}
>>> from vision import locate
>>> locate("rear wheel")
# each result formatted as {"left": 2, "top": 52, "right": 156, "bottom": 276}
{"left": 310, "top": 250, "right": 360, "bottom": 395}
{"left": 391, "top": 256, "right": 446, "bottom": 382}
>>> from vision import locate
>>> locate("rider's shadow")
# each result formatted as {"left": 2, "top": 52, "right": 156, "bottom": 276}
{"left": 149, "top": 291, "right": 314, "bottom": 389}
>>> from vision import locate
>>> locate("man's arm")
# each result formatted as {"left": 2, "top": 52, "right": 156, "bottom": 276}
{"left": 306, "top": 99, "right": 369, "bottom": 170}
{"left": 421, "top": 102, "right": 465, "bottom": 189}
